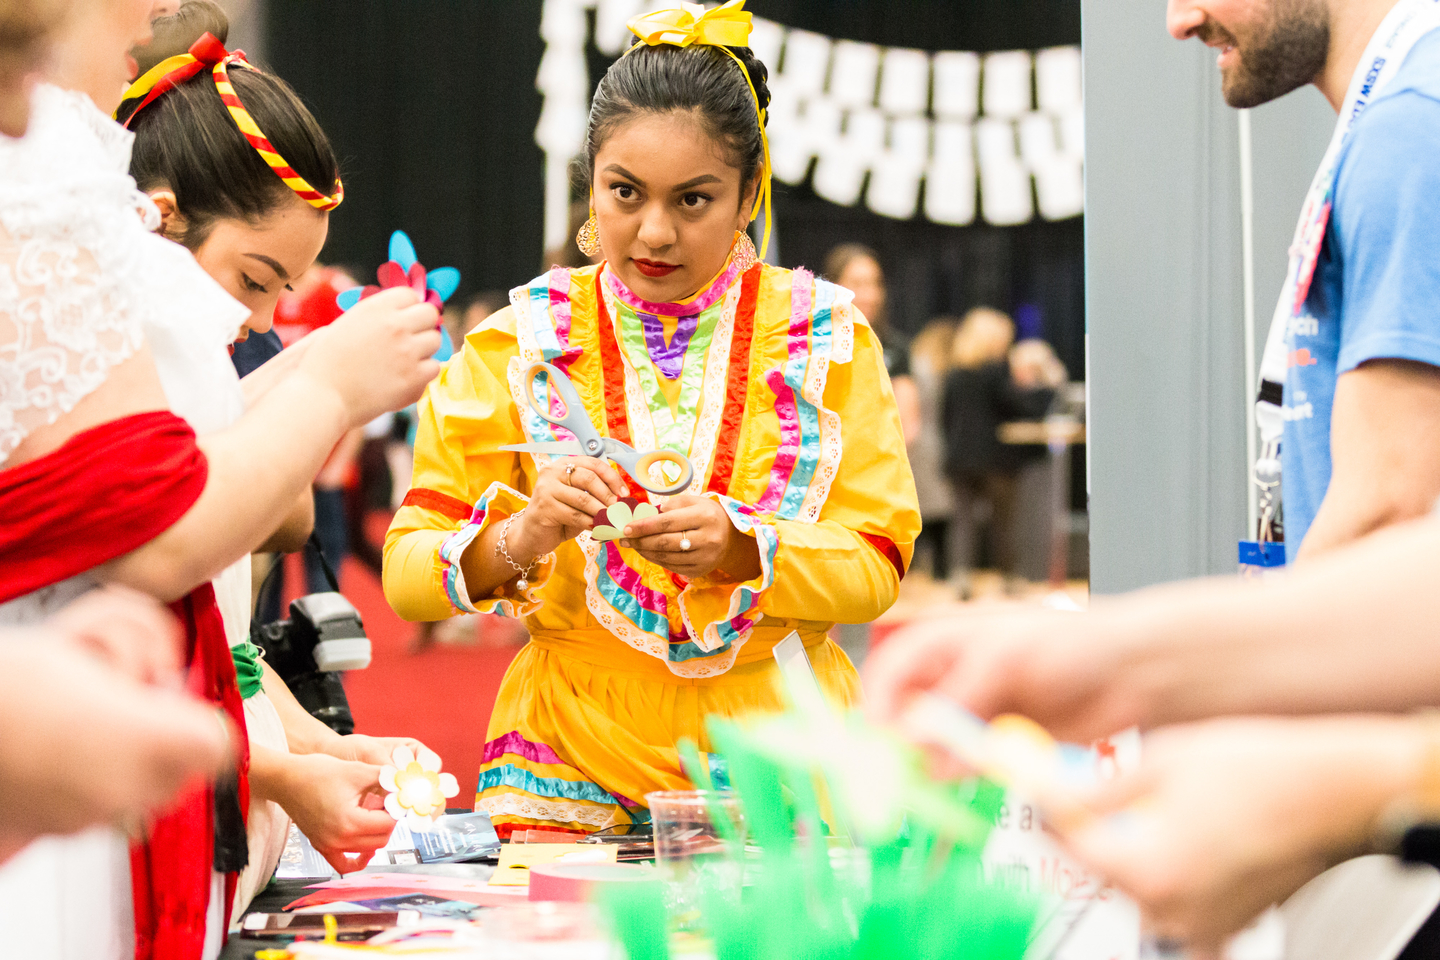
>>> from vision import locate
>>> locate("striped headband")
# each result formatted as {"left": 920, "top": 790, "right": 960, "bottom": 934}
{"left": 118, "top": 33, "right": 343, "bottom": 212}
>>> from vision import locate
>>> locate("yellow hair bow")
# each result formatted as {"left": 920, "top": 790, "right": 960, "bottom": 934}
{"left": 624, "top": 0, "right": 772, "bottom": 260}
{"left": 627, "top": 0, "right": 753, "bottom": 49}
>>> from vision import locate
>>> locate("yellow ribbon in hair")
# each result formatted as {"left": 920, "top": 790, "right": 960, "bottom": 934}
{"left": 625, "top": 0, "right": 772, "bottom": 259}
{"left": 627, "top": 0, "right": 753, "bottom": 48}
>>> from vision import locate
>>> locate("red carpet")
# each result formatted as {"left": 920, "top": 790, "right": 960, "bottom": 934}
{"left": 284, "top": 535, "right": 517, "bottom": 802}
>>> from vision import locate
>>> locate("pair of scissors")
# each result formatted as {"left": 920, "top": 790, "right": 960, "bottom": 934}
{"left": 502, "top": 361, "right": 695, "bottom": 496}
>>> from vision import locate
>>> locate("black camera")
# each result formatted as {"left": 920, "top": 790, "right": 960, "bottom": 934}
{"left": 251, "top": 539, "right": 371, "bottom": 735}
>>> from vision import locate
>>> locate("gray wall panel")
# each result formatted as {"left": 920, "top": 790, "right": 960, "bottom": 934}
{"left": 1084, "top": 0, "right": 1247, "bottom": 594}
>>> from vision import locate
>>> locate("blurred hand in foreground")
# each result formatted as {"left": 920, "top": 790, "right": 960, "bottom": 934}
{"left": 1055, "top": 715, "right": 1427, "bottom": 957}
{"left": 0, "top": 590, "right": 231, "bottom": 862}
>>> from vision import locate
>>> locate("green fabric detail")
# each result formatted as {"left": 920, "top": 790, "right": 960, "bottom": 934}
{"left": 232, "top": 640, "right": 265, "bottom": 700}
{"left": 613, "top": 295, "right": 722, "bottom": 459}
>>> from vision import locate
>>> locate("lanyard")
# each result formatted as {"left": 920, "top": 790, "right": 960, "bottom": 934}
{"left": 1252, "top": 0, "right": 1440, "bottom": 540}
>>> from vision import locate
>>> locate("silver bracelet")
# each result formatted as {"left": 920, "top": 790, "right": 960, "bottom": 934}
{"left": 496, "top": 511, "right": 545, "bottom": 591}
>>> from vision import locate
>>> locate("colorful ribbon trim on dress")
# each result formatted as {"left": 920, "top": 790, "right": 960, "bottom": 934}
{"left": 482, "top": 731, "right": 646, "bottom": 811}
{"left": 706, "top": 266, "right": 761, "bottom": 497}
{"left": 611, "top": 285, "right": 722, "bottom": 458}
{"left": 483, "top": 730, "right": 568, "bottom": 767}
{"left": 594, "top": 275, "right": 655, "bottom": 504}
{"left": 754, "top": 269, "right": 836, "bottom": 521}
{"left": 689, "top": 497, "right": 778, "bottom": 656}
{"left": 513, "top": 267, "right": 588, "bottom": 446}
{"left": 437, "top": 483, "right": 542, "bottom": 616}
{"left": 591, "top": 267, "right": 781, "bottom": 661}
{"left": 479, "top": 765, "right": 624, "bottom": 806}
{"left": 604, "top": 255, "right": 742, "bottom": 317}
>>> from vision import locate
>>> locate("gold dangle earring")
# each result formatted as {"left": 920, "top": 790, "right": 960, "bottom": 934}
{"left": 576, "top": 207, "right": 602, "bottom": 259}
{"left": 732, "top": 228, "right": 759, "bottom": 273}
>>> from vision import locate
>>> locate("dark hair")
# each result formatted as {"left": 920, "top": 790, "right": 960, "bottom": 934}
{"left": 133, "top": 0, "right": 229, "bottom": 77}
{"left": 822, "top": 243, "right": 883, "bottom": 285}
{"left": 123, "top": 65, "right": 339, "bottom": 251}
{"left": 581, "top": 42, "right": 770, "bottom": 204}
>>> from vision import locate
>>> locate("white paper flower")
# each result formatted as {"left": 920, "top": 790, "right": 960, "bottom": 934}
{"left": 380, "top": 744, "right": 460, "bottom": 824}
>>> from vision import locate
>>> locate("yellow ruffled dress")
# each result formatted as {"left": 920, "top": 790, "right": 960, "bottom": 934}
{"left": 383, "top": 258, "right": 919, "bottom": 836}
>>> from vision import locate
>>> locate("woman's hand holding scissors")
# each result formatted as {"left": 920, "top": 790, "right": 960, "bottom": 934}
{"left": 512, "top": 457, "right": 628, "bottom": 558}
{"left": 621, "top": 495, "right": 761, "bottom": 582}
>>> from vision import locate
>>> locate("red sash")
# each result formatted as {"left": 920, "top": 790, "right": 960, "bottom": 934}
{"left": 0, "top": 411, "right": 249, "bottom": 959}
{"left": 132, "top": 584, "right": 249, "bottom": 960}
{"left": 0, "top": 410, "right": 209, "bottom": 604}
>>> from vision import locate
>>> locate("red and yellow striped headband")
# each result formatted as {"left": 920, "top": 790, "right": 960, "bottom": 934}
{"left": 118, "top": 33, "right": 343, "bottom": 212}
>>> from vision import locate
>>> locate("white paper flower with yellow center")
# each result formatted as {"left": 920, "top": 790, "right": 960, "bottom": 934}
{"left": 380, "top": 745, "right": 459, "bottom": 824}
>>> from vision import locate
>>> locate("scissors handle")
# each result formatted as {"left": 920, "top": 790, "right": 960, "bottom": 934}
{"left": 519, "top": 361, "right": 603, "bottom": 455}
{"left": 610, "top": 447, "right": 694, "bottom": 496}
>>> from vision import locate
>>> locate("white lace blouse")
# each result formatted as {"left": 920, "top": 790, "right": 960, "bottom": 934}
{"left": 0, "top": 83, "right": 248, "bottom": 466}
{"left": 0, "top": 84, "right": 251, "bottom": 960}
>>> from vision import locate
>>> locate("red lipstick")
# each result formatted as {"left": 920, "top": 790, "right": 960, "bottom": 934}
{"left": 633, "top": 258, "right": 679, "bottom": 278}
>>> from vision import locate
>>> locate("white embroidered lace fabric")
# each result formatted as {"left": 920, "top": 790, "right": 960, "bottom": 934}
{"left": 0, "top": 84, "right": 248, "bottom": 465}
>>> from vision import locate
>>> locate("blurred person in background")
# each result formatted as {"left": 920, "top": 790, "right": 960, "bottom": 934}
{"left": 942, "top": 308, "right": 1058, "bottom": 597}
{"left": 1009, "top": 337, "right": 1068, "bottom": 393}
{"left": 825, "top": 242, "right": 920, "bottom": 442}
{"left": 907, "top": 317, "right": 958, "bottom": 582}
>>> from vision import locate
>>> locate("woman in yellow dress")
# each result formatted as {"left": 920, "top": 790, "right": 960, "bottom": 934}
{"left": 383, "top": 1, "right": 920, "bottom": 838}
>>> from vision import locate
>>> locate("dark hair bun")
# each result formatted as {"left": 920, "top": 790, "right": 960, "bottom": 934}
{"left": 730, "top": 45, "right": 771, "bottom": 123}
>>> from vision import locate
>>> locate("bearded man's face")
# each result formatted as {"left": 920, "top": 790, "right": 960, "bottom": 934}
{"left": 1169, "top": 0, "right": 1331, "bottom": 108}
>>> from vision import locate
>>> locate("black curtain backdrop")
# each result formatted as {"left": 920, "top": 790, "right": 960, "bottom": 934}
{"left": 266, "top": 2, "right": 546, "bottom": 300}
{"left": 266, "top": 0, "right": 1082, "bottom": 373}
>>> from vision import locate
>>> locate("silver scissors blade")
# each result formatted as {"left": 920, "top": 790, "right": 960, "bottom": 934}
{"left": 501, "top": 440, "right": 584, "bottom": 456}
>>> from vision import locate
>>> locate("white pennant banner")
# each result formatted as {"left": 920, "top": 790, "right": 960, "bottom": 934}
{"left": 536, "top": 0, "right": 1084, "bottom": 250}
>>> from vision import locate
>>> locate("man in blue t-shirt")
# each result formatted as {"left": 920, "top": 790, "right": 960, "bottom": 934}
{"left": 1283, "top": 29, "right": 1440, "bottom": 561}
{"left": 1172, "top": 0, "right": 1440, "bottom": 564}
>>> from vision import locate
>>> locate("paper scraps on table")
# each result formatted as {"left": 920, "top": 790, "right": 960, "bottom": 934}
{"left": 588, "top": 498, "right": 657, "bottom": 543}
{"left": 488, "top": 844, "right": 617, "bottom": 886}
{"left": 285, "top": 872, "right": 527, "bottom": 912}
{"left": 380, "top": 745, "right": 460, "bottom": 825}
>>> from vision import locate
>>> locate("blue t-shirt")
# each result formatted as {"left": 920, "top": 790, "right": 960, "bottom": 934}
{"left": 1283, "top": 29, "right": 1440, "bottom": 562}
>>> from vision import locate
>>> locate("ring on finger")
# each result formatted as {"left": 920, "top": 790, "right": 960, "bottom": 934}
{"left": 563, "top": 463, "right": 576, "bottom": 486}
{"left": 680, "top": 532, "right": 692, "bottom": 552}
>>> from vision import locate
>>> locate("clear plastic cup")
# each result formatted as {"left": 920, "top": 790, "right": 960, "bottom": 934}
{"left": 645, "top": 790, "right": 745, "bottom": 930}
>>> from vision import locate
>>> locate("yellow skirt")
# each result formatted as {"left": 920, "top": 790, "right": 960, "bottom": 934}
{"left": 474, "top": 627, "right": 860, "bottom": 837}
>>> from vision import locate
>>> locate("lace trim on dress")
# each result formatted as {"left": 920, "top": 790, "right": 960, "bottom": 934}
{"left": 477, "top": 792, "right": 616, "bottom": 828}
{"left": 798, "top": 279, "right": 854, "bottom": 524}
